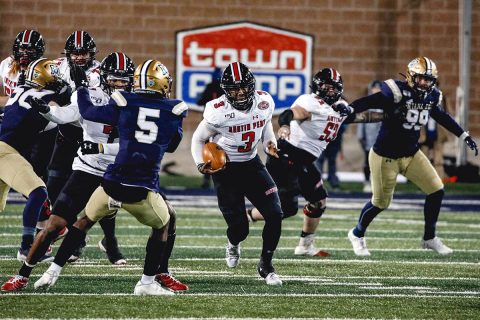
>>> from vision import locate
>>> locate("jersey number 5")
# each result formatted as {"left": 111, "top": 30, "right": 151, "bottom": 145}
{"left": 135, "top": 107, "right": 160, "bottom": 144}
{"left": 319, "top": 122, "right": 340, "bottom": 142}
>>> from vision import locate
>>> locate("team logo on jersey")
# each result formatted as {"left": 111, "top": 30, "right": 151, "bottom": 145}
{"left": 176, "top": 22, "right": 313, "bottom": 114}
{"left": 257, "top": 101, "right": 269, "bottom": 110}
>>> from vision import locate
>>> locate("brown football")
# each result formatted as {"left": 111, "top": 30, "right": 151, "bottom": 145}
{"left": 202, "top": 142, "right": 227, "bottom": 170}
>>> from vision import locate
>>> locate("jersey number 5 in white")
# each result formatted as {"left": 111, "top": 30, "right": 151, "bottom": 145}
{"left": 135, "top": 107, "right": 160, "bottom": 144}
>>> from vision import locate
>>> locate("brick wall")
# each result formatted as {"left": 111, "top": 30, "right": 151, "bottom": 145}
{"left": 1, "top": 0, "right": 478, "bottom": 174}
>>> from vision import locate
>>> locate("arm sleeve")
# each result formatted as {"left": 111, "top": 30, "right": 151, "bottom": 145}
{"left": 262, "top": 120, "right": 277, "bottom": 150}
{"left": 191, "top": 119, "right": 218, "bottom": 166}
{"left": 42, "top": 104, "right": 80, "bottom": 124}
{"left": 166, "top": 126, "right": 183, "bottom": 153}
{"left": 350, "top": 92, "right": 392, "bottom": 113}
{"left": 102, "top": 143, "right": 119, "bottom": 156}
{"left": 77, "top": 87, "right": 119, "bottom": 125}
{"left": 430, "top": 105, "right": 464, "bottom": 137}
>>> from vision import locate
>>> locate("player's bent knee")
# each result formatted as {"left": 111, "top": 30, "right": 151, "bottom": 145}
{"left": 303, "top": 201, "right": 326, "bottom": 218}
{"left": 372, "top": 199, "right": 390, "bottom": 210}
{"left": 282, "top": 206, "right": 298, "bottom": 219}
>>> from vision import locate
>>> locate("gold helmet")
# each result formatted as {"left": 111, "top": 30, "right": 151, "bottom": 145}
{"left": 25, "top": 58, "right": 60, "bottom": 89}
{"left": 406, "top": 56, "right": 438, "bottom": 93}
{"left": 134, "top": 59, "right": 172, "bottom": 97}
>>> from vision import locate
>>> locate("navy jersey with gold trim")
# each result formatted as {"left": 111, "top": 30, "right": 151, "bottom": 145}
{"left": 77, "top": 88, "right": 188, "bottom": 192}
{"left": 350, "top": 79, "right": 463, "bottom": 159}
{"left": 0, "top": 86, "right": 56, "bottom": 154}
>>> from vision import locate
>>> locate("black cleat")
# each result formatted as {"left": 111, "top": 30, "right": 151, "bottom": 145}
{"left": 98, "top": 237, "right": 127, "bottom": 265}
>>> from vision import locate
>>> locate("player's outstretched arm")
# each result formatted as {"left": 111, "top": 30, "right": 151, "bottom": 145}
{"left": 77, "top": 87, "right": 118, "bottom": 125}
{"left": 349, "top": 110, "right": 387, "bottom": 124}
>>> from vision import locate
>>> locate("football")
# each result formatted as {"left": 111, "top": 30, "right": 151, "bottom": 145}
{"left": 202, "top": 142, "right": 227, "bottom": 170}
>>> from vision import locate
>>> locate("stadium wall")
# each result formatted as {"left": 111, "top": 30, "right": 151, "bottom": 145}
{"left": 1, "top": 0, "right": 478, "bottom": 175}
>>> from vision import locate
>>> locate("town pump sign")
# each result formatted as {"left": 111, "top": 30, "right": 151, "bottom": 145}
{"left": 176, "top": 22, "right": 313, "bottom": 113}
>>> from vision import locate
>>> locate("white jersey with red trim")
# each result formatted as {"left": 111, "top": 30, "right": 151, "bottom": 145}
{"left": 288, "top": 93, "right": 348, "bottom": 158}
{"left": 203, "top": 91, "right": 275, "bottom": 162}
{"left": 54, "top": 57, "right": 101, "bottom": 89}
{"left": 42, "top": 87, "right": 117, "bottom": 176}
{"left": 0, "top": 56, "right": 20, "bottom": 97}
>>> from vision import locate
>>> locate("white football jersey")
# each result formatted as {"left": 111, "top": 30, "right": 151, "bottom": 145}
{"left": 0, "top": 56, "right": 20, "bottom": 97}
{"left": 203, "top": 91, "right": 275, "bottom": 162}
{"left": 42, "top": 87, "right": 118, "bottom": 176}
{"left": 54, "top": 57, "right": 101, "bottom": 89}
{"left": 288, "top": 94, "right": 348, "bottom": 158}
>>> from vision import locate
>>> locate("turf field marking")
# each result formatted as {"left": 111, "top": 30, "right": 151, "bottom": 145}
{"left": 0, "top": 292, "right": 478, "bottom": 298}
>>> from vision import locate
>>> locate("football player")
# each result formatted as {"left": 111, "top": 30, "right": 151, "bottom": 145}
{"left": 191, "top": 62, "right": 283, "bottom": 286}
{"left": 332, "top": 57, "right": 479, "bottom": 256}
{"left": 48, "top": 31, "right": 117, "bottom": 262}
{"left": 29, "top": 60, "right": 188, "bottom": 295}
{"left": 0, "top": 31, "right": 63, "bottom": 260}
{"left": 0, "top": 58, "right": 71, "bottom": 292}
{"left": 248, "top": 68, "right": 386, "bottom": 256}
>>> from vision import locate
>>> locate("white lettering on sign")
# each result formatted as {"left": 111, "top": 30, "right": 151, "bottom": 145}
{"left": 186, "top": 41, "right": 303, "bottom": 70}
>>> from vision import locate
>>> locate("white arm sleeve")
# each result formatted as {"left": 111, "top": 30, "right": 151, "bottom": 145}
{"left": 191, "top": 119, "right": 218, "bottom": 166}
{"left": 42, "top": 104, "right": 80, "bottom": 124}
{"left": 102, "top": 143, "right": 119, "bottom": 156}
{"left": 261, "top": 120, "right": 277, "bottom": 150}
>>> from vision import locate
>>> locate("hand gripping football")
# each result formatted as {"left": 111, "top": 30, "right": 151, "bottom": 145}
{"left": 202, "top": 142, "right": 227, "bottom": 170}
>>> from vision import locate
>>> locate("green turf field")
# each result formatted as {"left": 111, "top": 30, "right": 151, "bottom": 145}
{"left": 0, "top": 204, "right": 479, "bottom": 319}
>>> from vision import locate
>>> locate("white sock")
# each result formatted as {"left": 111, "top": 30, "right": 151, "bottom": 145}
{"left": 141, "top": 275, "right": 155, "bottom": 284}
{"left": 47, "top": 262, "right": 62, "bottom": 274}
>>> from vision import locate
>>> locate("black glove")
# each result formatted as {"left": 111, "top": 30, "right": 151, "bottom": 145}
{"left": 17, "top": 71, "right": 26, "bottom": 86}
{"left": 47, "top": 79, "right": 73, "bottom": 106}
{"left": 79, "top": 140, "right": 103, "bottom": 155}
{"left": 26, "top": 96, "right": 50, "bottom": 114}
{"left": 465, "top": 136, "right": 478, "bottom": 156}
{"left": 69, "top": 64, "right": 88, "bottom": 89}
{"left": 332, "top": 101, "right": 354, "bottom": 117}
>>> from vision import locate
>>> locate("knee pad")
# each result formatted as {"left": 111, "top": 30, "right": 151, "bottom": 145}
{"left": 282, "top": 207, "right": 298, "bottom": 219}
{"left": 165, "top": 200, "right": 176, "bottom": 234}
{"left": 303, "top": 201, "right": 326, "bottom": 218}
{"left": 372, "top": 196, "right": 392, "bottom": 210}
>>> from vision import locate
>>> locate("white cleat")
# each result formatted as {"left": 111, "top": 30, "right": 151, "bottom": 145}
{"left": 348, "top": 228, "right": 371, "bottom": 256}
{"left": 264, "top": 272, "right": 283, "bottom": 286}
{"left": 34, "top": 270, "right": 59, "bottom": 290}
{"left": 422, "top": 237, "right": 453, "bottom": 255}
{"left": 225, "top": 242, "right": 240, "bottom": 268}
{"left": 294, "top": 234, "right": 330, "bottom": 257}
{"left": 133, "top": 281, "right": 174, "bottom": 296}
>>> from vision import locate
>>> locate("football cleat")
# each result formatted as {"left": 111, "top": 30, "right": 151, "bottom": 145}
{"left": 422, "top": 237, "right": 453, "bottom": 255}
{"left": 134, "top": 280, "right": 174, "bottom": 296}
{"left": 34, "top": 270, "right": 60, "bottom": 290}
{"left": 17, "top": 248, "right": 54, "bottom": 263}
{"left": 156, "top": 273, "right": 188, "bottom": 291}
{"left": 1, "top": 275, "right": 28, "bottom": 292}
{"left": 68, "top": 235, "right": 89, "bottom": 263}
{"left": 225, "top": 242, "right": 240, "bottom": 268}
{"left": 348, "top": 228, "right": 371, "bottom": 256}
{"left": 98, "top": 237, "right": 127, "bottom": 265}
{"left": 257, "top": 259, "right": 282, "bottom": 286}
{"left": 294, "top": 234, "right": 330, "bottom": 257}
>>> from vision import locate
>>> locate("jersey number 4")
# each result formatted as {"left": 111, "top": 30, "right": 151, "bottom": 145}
{"left": 135, "top": 107, "right": 160, "bottom": 144}
{"left": 319, "top": 122, "right": 340, "bottom": 142}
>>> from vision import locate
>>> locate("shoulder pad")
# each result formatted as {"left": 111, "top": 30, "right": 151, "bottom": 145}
{"left": 111, "top": 90, "right": 127, "bottom": 107}
{"left": 203, "top": 97, "right": 226, "bottom": 126}
{"left": 172, "top": 100, "right": 188, "bottom": 116}
{"left": 382, "top": 79, "right": 403, "bottom": 103}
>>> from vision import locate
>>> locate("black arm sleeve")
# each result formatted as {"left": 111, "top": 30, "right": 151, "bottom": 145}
{"left": 278, "top": 109, "right": 294, "bottom": 127}
{"left": 350, "top": 92, "right": 393, "bottom": 113}
{"left": 430, "top": 105, "right": 464, "bottom": 137}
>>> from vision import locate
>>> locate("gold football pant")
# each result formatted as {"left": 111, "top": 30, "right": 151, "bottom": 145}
{"left": 85, "top": 186, "right": 170, "bottom": 229}
{"left": 369, "top": 149, "right": 444, "bottom": 209}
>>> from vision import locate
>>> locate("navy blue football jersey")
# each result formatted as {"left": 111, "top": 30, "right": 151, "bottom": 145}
{"left": 0, "top": 86, "right": 56, "bottom": 154}
{"left": 350, "top": 80, "right": 463, "bottom": 159}
{"left": 77, "top": 88, "right": 188, "bottom": 192}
